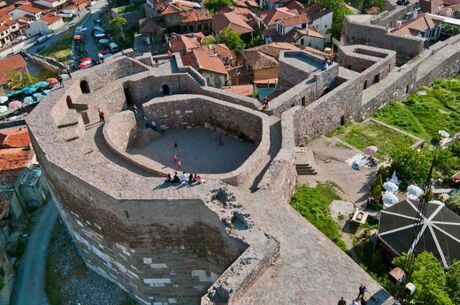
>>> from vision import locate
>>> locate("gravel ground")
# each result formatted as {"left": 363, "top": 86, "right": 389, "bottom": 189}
{"left": 46, "top": 220, "right": 137, "bottom": 305}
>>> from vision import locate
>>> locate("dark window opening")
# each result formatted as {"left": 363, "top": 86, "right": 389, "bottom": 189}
{"left": 125, "top": 210, "right": 129, "bottom": 218}
{"left": 406, "top": 85, "right": 410, "bottom": 93}
{"left": 301, "top": 96, "right": 306, "bottom": 106}
{"left": 123, "top": 85, "right": 133, "bottom": 105}
{"left": 363, "top": 80, "right": 367, "bottom": 89}
{"left": 80, "top": 80, "right": 90, "bottom": 94}
{"left": 162, "top": 84, "right": 170, "bottom": 95}
{"left": 340, "top": 116, "right": 346, "bottom": 126}
{"left": 388, "top": 64, "right": 391, "bottom": 72}
{"left": 374, "top": 74, "right": 380, "bottom": 84}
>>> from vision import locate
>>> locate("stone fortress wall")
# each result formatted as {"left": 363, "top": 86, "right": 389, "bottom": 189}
{"left": 25, "top": 2, "right": 460, "bottom": 304}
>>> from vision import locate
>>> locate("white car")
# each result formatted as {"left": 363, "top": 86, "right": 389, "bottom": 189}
{"left": 93, "top": 31, "right": 106, "bottom": 38}
{"left": 14, "top": 35, "right": 27, "bottom": 43}
{"left": 37, "top": 35, "right": 49, "bottom": 44}
{"left": 76, "top": 26, "right": 88, "bottom": 32}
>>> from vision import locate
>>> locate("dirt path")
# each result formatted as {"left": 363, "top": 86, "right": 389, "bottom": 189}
{"left": 11, "top": 200, "right": 58, "bottom": 305}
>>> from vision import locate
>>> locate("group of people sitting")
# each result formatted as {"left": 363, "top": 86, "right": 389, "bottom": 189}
{"left": 166, "top": 172, "right": 205, "bottom": 186}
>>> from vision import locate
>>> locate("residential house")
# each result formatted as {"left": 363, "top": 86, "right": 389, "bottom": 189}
{"left": 34, "top": 0, "right": 68, "bottom": 11}
{"left": 420, "top": 0, "right": 460, "bottom": 17}
{"left": 9, "top": 4, "right": 43, "bottom": 21}
{"left": 169, "top": 32, "right": 203, "bottom": 52}
{"left": 161, "top": 0, "right": 212, "bottom": 34}
{"left": 0, "top": 23, "right": 10, "bottom": 48}
{"left": 181, "top": 49, "right": 230, "bottom": 87}
{"left": 242, "top": 42, "right": 299, "bottom": 85}
{"left": 139, "top": 17, "right": 165, "bottom": 44}
{"left": 256, "top": 7, "right": 297, "bottom": 30}
{"left": 73, "top": 0, "right": 88, "bottom": 10}
{"left": 0, "top": 55, "right": 28, "bottom": 91}
{"left": 0, "top": 5, "right": 14, "bottom": 18}
{"left": 259, "top": 0, "right": 290, "bottom": 10}
{"left": 391, "top": 13, "right": 443, "bottom": 42}
{"left": 0, "top": 16, "right": 22, "bottom": 40}
{"left": 304, "top": 3, "right": 332, "bottom": 40}
{"left": 25, "top": 14, "right": 64, "bottom": 36}
{"left": 212, "top": 11, "right": 254, "bottom": 40}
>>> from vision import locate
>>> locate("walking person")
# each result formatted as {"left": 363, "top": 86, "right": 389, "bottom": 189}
{"left": 174, "top": 141, "right": 178, "bottom": 149}
{"left": 57, "top": 75, "right": 64, "bottom": 88}
{"left": 98, "top": 108, "right": 105, "bottom": 122}
{"left": 177, "top": 160, "right": 182, "bottom": 171}
{"left": 356, "top": 284, "right": 367, "bottom": 300}
{"left": 66, "top": 67, "right": 72, "bottom": 79}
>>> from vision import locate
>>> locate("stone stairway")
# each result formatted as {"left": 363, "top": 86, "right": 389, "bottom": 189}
{"left": 295, "top": 163, "right": 317, "bottom": 175}
{"left": 58, "top": 109, "right": 80, "bottom": 142}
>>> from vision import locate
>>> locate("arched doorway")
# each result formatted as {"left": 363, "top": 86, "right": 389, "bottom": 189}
{"left": 162, "top": 84, "right": 170, "bottom": 96}
{"left": 66, "top": 96, "right": 72, "bottom": 108}
{"left": 80, "top": 80, "right": 90, "bottom": 94}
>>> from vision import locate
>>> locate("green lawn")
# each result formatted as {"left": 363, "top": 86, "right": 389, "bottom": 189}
{"left": 42, "top": 26, "right": 74, "bottom": 64}
{"left": 373, "top": 77, "right": 460, "bottom": 141}
{"left": 333, "top": 122, "right": 415, "bottom": 159}
{"left": 291, "top": 182, "right": 346, "bottom": 251}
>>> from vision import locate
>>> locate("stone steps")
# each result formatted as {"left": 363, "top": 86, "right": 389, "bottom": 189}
{"left": 296, "top": 164, "right": 317, "bottom": 175}
{"left": 57, "top": 109, "right": 79, "bottom": 129}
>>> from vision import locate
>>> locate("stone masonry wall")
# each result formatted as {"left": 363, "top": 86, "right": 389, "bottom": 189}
{"left": 33, "top": 140, "right": 248, "bottom": 305}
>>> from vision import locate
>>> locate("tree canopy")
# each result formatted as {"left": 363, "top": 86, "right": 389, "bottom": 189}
{"left": 204, "top": 0, "right": 234, "bottom": 11}
{"left": 393, "top": 252, "right": 455, "bottom": 305}
{"left": 218, "top": 28, "right": 244, "bottom": 54}
{"left": 314, "top": 0, "right": 353, "bottom": 38}
{"left": 7, "top": 71, "right": 38, "bottom": 91}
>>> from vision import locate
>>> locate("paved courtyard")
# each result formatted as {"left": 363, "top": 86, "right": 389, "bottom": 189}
{"left": 128, "top": 127, "right": 256, "bottom": 174}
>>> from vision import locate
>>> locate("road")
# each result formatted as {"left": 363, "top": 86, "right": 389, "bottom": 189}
{"left": 26, "top": 0, "right": 108, "bottom": 57}
{"left": 11, "top": 200, "right": 58, "bottom": 305}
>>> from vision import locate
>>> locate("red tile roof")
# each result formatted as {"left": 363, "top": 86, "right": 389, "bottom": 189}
{"left": 170, "top": 33, "right": 202, "bottom": 52}
{"left": 0, "top": 4, "right": 14, "bottom": 17}
{"left": 303, "top": 3, "right": 332, "bottom": 21}
{"left": 179, "top": 9, "right": 211, "bottom": 23}
{"left": 278, "top": 14, "right": 310, "bottom": 27}
{"left": 257, "top": 7, "right": 297, "bottom": 27}
{"left": 193, "top": 49, "right": 227, "bottom": 75}
{"left": 0, "top": 55, "right": 27, "bottom": 85}
{"left": 391, "top": 13, "right": 442, "bottom": 36}
{"left": 0, "top": 127, "right": 31, "bottom": 148}
{"left": 16, "top": 4, "right": 43, "bottom": 14}
{"left": 40, "top": 14, "right": 62, "bottom": 25}
{"left": 0, "top": 23, "right": 7, "bottom": 32}
{"left": 212, "top": 12, "right": 254, "bottom": 34}
{"left": 242, "top": 42, "right": 299, "bottom": 69}
{"left": 0, "top": 127, "right": 33, "bottom": 183}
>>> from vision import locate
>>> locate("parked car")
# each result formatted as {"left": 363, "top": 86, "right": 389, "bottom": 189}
{"left": 75, "top": 26, "right": 87, "bottom": 33}
{"left": 92, "top": 25, "right": 104, "bottom": 33}
{"left": 14, "top": 35, "right": 27, "bottom": 43}
{"left": 93, "top": 31, "right": 106, "bottom": 38}
{"left": 109, "top": 42, "right": 119, "bottom": 53}
{"left": 37, "top": 35, "right": 49, "bottom": 44}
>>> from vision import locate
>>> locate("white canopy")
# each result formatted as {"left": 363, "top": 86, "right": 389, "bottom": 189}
{"left": 384, "top": 181, "right": 398, "bottom": 192}
{"left": 383, "top": 191, "right": 399, "bottom": 208}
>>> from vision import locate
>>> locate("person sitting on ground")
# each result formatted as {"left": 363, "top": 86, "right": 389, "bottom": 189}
{"left": 179, "top": 172, "right": 188, "bottom": 185}
{"left": 172, "top": 172, "right": 180, "bottom": 184}
{"left": 337, "top": 297, "right": 346, "bottom": 305}
{"left": 194, "top": 174, "right": 206, "bottom": 184}
{"left": 165, "top": 173, "right": 172, "bottom": 183}
{"left": 188, "top": 173, "right": 194, "bottom": 184}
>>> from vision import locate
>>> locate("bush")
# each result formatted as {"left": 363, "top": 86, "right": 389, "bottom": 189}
{"left": 291, "top": 182, "right": 346, "bottom": 250}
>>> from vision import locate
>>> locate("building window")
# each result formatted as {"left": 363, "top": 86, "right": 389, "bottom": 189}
{"left": 300, "top": 38, "right": 304, "bottom": 45}
{"left": 302, "top": 23, "right": 306, "bottom": 29}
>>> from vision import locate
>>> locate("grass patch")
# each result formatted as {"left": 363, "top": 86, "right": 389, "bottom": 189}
{"left": 372, "top": 77, "right": 460, "bottom": 140}
{"left": 291, "top": 182, "right": 346, "bottom": 250}
{"left": 42, "top": 29, "right": 74, "bottom": 64}
{"left": 336, "top": 122, "right": 414, "bottom": 159}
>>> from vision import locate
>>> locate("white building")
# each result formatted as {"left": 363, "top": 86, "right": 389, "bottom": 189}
{"left": 25, "top": 15, "right": 64, "bottom": 36}
{"left": 9, "top": 4, "right": 43, "bottom": 21}
{"left": 34, "top": 0, "right": 69, "bottom": 10}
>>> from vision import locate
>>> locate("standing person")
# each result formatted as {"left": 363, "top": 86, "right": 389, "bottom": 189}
{"left": 173, "top": 154, "right": 178, "bottom": 163}
{"left": 98, "top": 108, "right": 105, "bottom": 122}
{"left": 177, "top": 160, "right": 182, "bottom": 171}
{"left": 337, "top": 297, "right": 346, "bottom": 305}
{"left": 357, "top": 284, "right": 367, "bottom": 300}
{"left": 66, "top": 67, "right": 72, "bottom": 79}
{"left": 188, "top": 173, "right": 194, "bottom": 184}
{"left": 57, "top": 75, "right": 63, "bottom": 88}
{"left": 174, "top": 141, "right": 178, "bottom": 149}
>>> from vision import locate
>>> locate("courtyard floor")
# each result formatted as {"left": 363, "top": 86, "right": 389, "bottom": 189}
{"left": 299, "top": 136, "right": 376, "bottom": 206}
{"left": 128, "top": 127, "right": 256, "bottom": 174}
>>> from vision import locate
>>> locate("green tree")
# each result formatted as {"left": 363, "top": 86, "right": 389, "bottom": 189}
{"left": 393, "top": 252, "right": 454, "bottom": 305}
{"left": 204, "top": 0, "right": 234, "bottom": 11}
{"left": 389, "top": 146, "right": 432, "bottom": 189}
{"left": 315, "top": 0, "right": 353, "bottom": 38}
{"left": 6, "top": 71, "right": 38, "bottom": 91}
{"left": 201, "top": 35, "right": 217, "bottom": 45}
{"left": 218, "top": 28, "right": 244, "bottom": 54}
{"left": 447, "top": 191, "right": 460, "bottom": 214}
{"left": 108, "top": 16, "right": 128, "bottom": 43}
{"left": 447, "top": 261, "right": 460, "bottom": 305}
{"left": 370, "top": 173, "right": 383, "bottom": 210}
